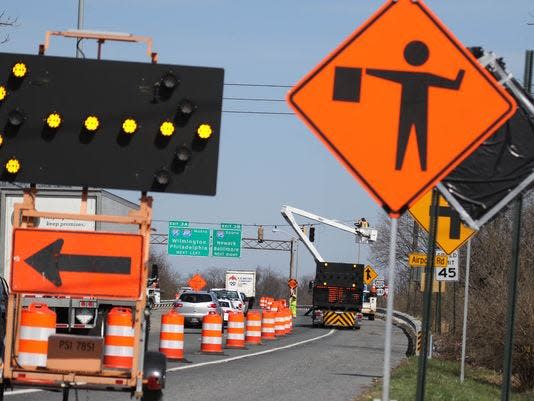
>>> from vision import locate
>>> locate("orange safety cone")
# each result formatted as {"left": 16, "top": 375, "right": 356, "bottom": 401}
{"left": 104, "top": 307, "right": 135, "bottom": 369}
{"left": 200, "top": 313, "right": 224, "bottom": 354}
{"left": 275, "top": 310, "right": 286, "bottom": 337}
{"left": 225, "top": 312, "right": 246, "bottom": 349}
{"left": 245, "top": 310, "right": 262, "bottom": 345}
{"left": 261, "top": 311, "right": 276, "bottom": 341}
{"left": 17, "top": 303, "right": 56, "bottom": 367}
{"left": 159, "top": 309, "right": 185, "bottom": 361}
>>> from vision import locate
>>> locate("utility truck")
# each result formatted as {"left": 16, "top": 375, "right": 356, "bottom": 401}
{"left": 281, "top": 205, "right": 378, "bottom": 328}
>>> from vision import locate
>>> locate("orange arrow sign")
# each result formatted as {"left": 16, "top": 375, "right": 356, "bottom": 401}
{"left": 11, "top": 229, "right": 143, "bottom": 299}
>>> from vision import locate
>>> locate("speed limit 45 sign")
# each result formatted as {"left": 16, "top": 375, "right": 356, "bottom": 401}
{"left": 435, "top": 250, "right": 459, "bottom": 281}
{"left": 435, "top": 266, "right": 458, "bottom": 281}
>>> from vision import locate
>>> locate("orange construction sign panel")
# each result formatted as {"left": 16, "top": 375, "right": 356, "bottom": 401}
{"left": 188, "top": 274, "right": 207, "bottom": 291}
{"left": 287, "top": 0, "right": 516, "bottom": 216}
{"left": 288, "top": 279, "right": 298, "bottom": 289}
{"left": 409, "top": 190, "right": 476, "bottom": 255}
{"left": 11, "top": 229, "right": 144, "bottom": 298}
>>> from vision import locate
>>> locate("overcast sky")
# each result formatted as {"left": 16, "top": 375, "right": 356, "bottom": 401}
{"left": 1, "top": 0, "right": 532, "bottom": 281}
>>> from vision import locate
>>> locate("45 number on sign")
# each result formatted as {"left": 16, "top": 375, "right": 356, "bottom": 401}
{"left": 435, "top": 266, "right": 458, "bottom": 281}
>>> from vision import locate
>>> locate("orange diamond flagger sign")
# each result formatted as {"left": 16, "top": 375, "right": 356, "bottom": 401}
{"left": 287, "top": 0, "right": 516, "bottom": 216}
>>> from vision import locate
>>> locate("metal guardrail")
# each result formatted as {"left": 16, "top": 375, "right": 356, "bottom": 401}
{"left": 376, "top": 307, "right": 422, "bottom": 356}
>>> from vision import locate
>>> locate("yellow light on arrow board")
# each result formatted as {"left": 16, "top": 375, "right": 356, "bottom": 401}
{"left": 160, "top": 121, "right": 175, "bottom": 136}
{"left": 12, "top": 62, "right": 27, "bottom": 78}
{"left": 6, "top": 158, "right": 20, "bottom": 174}
{"left": 46, "top": 113, "right": 62, "bottom": 129}
{"left": 84, "top": 116, "right": 100, "bottom": 132}
{"left": 197, "top": 123, "right": 213, "bottom": 139}
{"left": 0, "top": 134, "right": 4, "bottom": 147}
{"left": 122, "top": 118, "right": 138, "bottom": 134}
{"left": 0, "top": 86, "right": 6, "bottom": 101}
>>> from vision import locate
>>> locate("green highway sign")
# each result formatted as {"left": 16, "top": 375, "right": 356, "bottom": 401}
{"left": 212, "top": 228, "right": 242, "bottom": 258}
{"left": 168, "top": 222, "right": 210, "bottom": 257}
{"left": 221, "top": 223, "right": 242, "bottom": 230}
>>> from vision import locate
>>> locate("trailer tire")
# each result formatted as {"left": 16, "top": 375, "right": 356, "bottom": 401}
{"left": 368, "top": 314, "right": 375, "bottom": 321}
{"left": 141, "top": 389, "right": 162, "bottom": 401}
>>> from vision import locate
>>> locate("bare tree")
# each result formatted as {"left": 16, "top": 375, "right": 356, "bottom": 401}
{"left": 0, "top": 11, "right": 18, "bottom": 44}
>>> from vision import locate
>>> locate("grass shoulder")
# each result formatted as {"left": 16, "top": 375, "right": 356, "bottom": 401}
{"left": 355, "top": 357, "right": 534, "bottom": 401}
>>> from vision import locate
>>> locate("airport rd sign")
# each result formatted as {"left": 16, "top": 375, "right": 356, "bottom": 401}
{"left": 408, "top": 252, "right": 448, "bottom": 268}
{"left": 287, "top": 0, "right": 516, "bottom": 215}
{"left": 11, "top": 229, "right": 143, "bottom": 298}
{"left": 168, "top": 221, "right": 210, "bottom": 257}
{"left": 212, "top": 227, "right": 242, "bottom": 258}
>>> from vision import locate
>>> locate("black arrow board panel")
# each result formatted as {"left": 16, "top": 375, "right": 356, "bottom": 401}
{"left": 0, "top": 52, "right": 224, "bottom": 195}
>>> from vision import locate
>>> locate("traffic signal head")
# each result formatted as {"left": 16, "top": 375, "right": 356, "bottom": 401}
{"left": 309, "top": 226, "right": 315, "bottom": 242}
{"left": 0, "top": 52, "right": 224, "bottom": 195}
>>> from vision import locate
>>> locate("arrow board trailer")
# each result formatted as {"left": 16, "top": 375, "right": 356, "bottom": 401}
{"left": 312, "top": 262, "right": 364, "bottom": 329}
{"left": 1, "top": 189, "right": 166, "bottom": 400}
{"left": 0, "top": 187, "right": 139, "bottom": 332}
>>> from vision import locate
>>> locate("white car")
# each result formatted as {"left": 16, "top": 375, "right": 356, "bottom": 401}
{"left": 217, "top": 298, "right": 239, "bottom": 322}
{"left": 211, "top": 289, "right": 247, "bottom": 314}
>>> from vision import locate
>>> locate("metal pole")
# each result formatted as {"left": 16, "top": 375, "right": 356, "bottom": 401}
{"left": 524, "top": 50, "right": 533, "bottom": 96}
{"left": 76, "top": 0, "right": 84, "bottom": 58}
{"left": 460, "top": 239, "right": 472, "bottom": 383}
{"left": 381, "top": 217, "right": 398, "bottom": 401}
{"left": 437, "top": 282, "right": 442, "bottom": 334}
{"left": 289, "top": 239, "right": 295, "bottom": 280}
{"left": 407, "top": 221, "right": 419, "bottom": 314}
{"left": 415, "top": 188, "right": 440, "bottom": 401}
{"left": 453, "top": 280, "right": 456, "bottom": 334}
{"left": 501, "top": 194, "right": 523, "bottom": 401}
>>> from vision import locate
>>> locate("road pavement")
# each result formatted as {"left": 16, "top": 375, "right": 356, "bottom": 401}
{"left": 5, "top": 310, "right": 408, "bottom": 401}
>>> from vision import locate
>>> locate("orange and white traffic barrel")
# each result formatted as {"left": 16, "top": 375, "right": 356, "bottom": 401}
{"left": 104, "top": 307, "right": 135, "bottom": 369}
{"left": 159, "top": 309, "right": 185, "bottom": 361}
{"left": 284, "top": 309, "right": 292, "bottom": 334}
{"left": 226, "top": 312, "right": 246, "bottom": 349}
{"left": 245, "top": 310, "right": 262, "bottom": 345}
{"left": 275, "top": 310, "right": 286, "bottom": 337}
{"left": 200, "top": 313, "right": 223, "bottom": 354}
{"left": 270, "top": 301, "right": 279, "bottom": 313}
{"left": 259, "top": 297, "right": 266, "bottom": 309}
{"left": 261, "top": 311, "right": 276, "bottom": 341}
{"left": 17, "top": 303, "right": 56, "bottom": 367}
{"left": 266, "top": 298, "right": 273, "bottom": 310}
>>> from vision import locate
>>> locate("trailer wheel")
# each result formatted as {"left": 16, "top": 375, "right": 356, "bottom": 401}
{"left": 368, "top": 314, "right": 375, "bottom": 321}
{"left": 141, "top": 389, "right": 162, "bottom": 401}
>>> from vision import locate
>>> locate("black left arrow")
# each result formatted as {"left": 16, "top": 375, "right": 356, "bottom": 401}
{"left": 24, "top": 239, "right": 132, "bottom": 287}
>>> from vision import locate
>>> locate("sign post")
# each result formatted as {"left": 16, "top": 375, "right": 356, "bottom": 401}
{"left": 460, "top": 240, "right": 472, "bottom": 383}
{"left": 416, "top": 189, "right": 440, "bottom": 401}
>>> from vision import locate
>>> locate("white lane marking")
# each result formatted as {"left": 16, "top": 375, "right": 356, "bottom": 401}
{"left": 5, "top": 389, "right": 42, "bottom": 396}
{"left": 167, "top": 329, "right": 336, "bottom": 372}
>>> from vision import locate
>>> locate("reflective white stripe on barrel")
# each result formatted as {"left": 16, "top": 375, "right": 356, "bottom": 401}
{"left": 106, "top": 325, "right": 135, "bottom": 337}
{"left": 227, "top": 333, "right": 245, "bottom": 340}
{"left": 17, "top": 353, "right": 47, "bottom": 367}
{"left": 228, "top": 321, "right": 245, "bottom": 329}
{"left": 263, "top": 319, "right": 275, "bottom": 324}
{"left": 247, "top": 320, "right": 261, "bottom": 327}
{"left": 19, "top": 326, "right": 55, "bottom": 340}
{"left": 104, "top": 345, "right": 134, "bottom": 357}
{"left": 161, "top": 324, "right": 184, "bottom": 333}
{"left": 203, "top": 323, "right": 222, "bottom": 331}
{"left": 159, "top": 340, "right": 184, "bottom": 349}
{"left": 262, "top": 327, "right": 275, "bottom": 333}
{"left": 201, "top": 336, "right": 223, "bottom": 345}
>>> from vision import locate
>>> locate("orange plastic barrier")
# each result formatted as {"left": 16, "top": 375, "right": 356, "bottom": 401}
{"left": 261, "top": 311, "right": 276, "bottom": 341}
{"left": 17, "top": 303, "right": 56, "bottom": 367}
{"left": 104, "top": 307, "right": 134, "bottom": 369}
{"left": 259, "top": 297, "right": 267, "bottom": 309}
{"left": 275, "top": 310, "right": 286, "bottom": 337}
{"left": 200, "top": 313, "right": 223, "bottom": 354}
{"left": 270, "top": 301, "right": 279, "bottom": 312}
{"left": 245, "top": 310, "right": 262, "bottom": 345}
{"left": 159, "top": 309, "right": 185, "bottom": 361}
{"left": 226, "top": 312, "right": 246, "bottom": 349}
